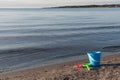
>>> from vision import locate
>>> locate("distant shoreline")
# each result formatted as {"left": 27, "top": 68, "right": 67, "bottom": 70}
{"left": 45, "top": 4, "right": 120, "bottom": 9}
{"left": 0, "top": 4, "right": 120, "bottom": 9}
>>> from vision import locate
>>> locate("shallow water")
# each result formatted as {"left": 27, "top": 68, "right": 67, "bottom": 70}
{"left": 0, "top": 8, "right": 120, "bottom": 72}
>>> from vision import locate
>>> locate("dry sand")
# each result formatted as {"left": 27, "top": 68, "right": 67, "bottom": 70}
{"left": 0, "top": 53, "right": 120, "bottom": 80}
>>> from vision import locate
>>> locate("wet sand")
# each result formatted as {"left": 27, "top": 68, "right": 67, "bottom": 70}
{"left": 0, "top": 53, "right": 120, "bottom": 80}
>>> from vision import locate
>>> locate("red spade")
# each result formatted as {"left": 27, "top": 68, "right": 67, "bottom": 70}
{"left": 73, "top": 64, "right": 83, "bottom": 68}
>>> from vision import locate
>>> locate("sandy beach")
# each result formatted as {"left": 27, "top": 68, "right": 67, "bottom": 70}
{"left": 0, "top": 53, "right": 119, "bottom": 80}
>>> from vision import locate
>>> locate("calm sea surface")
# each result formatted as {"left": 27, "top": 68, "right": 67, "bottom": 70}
{"left": 0, "top": 8, "right": 120, "bottom": 72}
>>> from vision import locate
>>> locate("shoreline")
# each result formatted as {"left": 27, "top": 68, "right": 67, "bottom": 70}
{"left": 0, "top": 52, "right": 120, "bottom": 80}
{"left": 45, "top": 4, "right": 120, "bottom": 9}
{"left": 1, "top": 52, "right": 119, "bottom": 74}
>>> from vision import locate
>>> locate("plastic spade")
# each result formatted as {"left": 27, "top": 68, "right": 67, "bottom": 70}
{"left": 82, "top": 63, "right": 91, "bottom": 71}
{"left": 73, "top": 64, "right": 83, "bottom": 68}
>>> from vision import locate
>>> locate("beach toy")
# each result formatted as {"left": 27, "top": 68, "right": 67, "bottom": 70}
{"left": 87, "top": 51, "right": 102, "bottom": 67}
{"left": 73, "top": 63, "right": 91, "bottom": 71}
{"left": 83, "top": 63, "right": 91, "bottom": 71}
{"left": 73, "top": 64, "right": 82, "bottom": 68}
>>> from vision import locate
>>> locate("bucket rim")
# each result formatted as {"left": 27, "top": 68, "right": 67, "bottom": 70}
{"left": 87, "top": 51, "right": 101, "bottom": 54}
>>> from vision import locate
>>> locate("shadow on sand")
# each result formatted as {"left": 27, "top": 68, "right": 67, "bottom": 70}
{"left": 100, "top": 63, "right": 120, "bottom": 67}
{"left": 91, "top": 63, "right": 120, "bottom": 70}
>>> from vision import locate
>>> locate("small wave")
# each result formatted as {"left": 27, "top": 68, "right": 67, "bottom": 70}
{"left": 1, "top": 25, "right": 120, "bottom": 31}
{"left": 103, "top": 45, "right": 120, "bottom": 52}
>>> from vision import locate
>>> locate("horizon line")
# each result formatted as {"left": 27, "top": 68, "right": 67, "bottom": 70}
{"left": 0, "top": 3, "right": 120, "bottom": 9}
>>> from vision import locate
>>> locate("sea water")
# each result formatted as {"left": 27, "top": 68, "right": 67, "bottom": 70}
{"left": 0, "top": 8, "right": 120, "bottom": 72}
